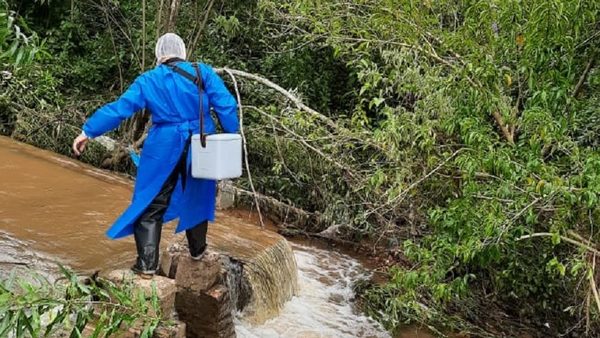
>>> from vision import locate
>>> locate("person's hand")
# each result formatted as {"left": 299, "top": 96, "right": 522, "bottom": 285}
{"left": 72, "top": 133, "right": 89, "bottom": 156}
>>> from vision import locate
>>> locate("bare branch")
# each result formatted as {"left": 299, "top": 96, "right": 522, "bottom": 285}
{"left": 188, "top": 0, "right": 217, "bottom": 59}
{"left": 246, "top": 105, "right": 358, "bottom": 179}
{"left": 590, "top": 254, "right": 600, "bottom": 315}
{"left": 517, "top": 232, "right": 600, "bottom": 256}
{"left": 367, "top": 149, "right": 465, "bottom": 217}
{"left": 222, "top": 69, "right": 265, "bottom": 228}
{"left": 214, "top": 68, "right": 340, "bottom": 131}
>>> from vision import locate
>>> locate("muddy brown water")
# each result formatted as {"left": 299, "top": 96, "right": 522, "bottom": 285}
{"left": 0, "top": 136, "right": 434, "bottom": 337}
{"left": 0, "top": 136, "right": 142, "bottom": 274}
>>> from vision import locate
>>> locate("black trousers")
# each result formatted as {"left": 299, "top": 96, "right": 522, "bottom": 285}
{"left": 133, "top": 143, "right": 208, "bottom": 272}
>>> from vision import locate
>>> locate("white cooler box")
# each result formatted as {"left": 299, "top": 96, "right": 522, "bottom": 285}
{"left": 191, "top": 133, "right": 242, "bottom": 180}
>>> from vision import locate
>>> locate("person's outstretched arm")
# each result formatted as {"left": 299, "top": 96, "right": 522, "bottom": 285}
{"left": 73, "top": 77, "right": 146, "bottom": 155}
{"left": 201, "top": 64, "right": 239, "bottom": 133}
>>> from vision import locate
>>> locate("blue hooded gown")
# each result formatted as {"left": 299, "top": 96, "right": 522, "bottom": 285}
{"left": 82, "top": 62, "right": 239, "bottom": 239}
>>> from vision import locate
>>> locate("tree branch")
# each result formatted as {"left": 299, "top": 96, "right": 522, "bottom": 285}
{"left": 491, "top": 110, "right": 514, "bottom": 144}
{"left": 572, "top": 58, "right": 595, "bottom": 97}
{"left": 246, "top": 105, "right": 358, "bottom": 179}
{"left": 517, "top": 232, "right": 600, "bottom": 255}
{"left": 188, "top": 0, "right": 216, "bottom": 59}
{"left": 222, "top": 69, "right": 265, "bottom": 228}
{"left": 214, "top": 68, "right": 340, "bottom": 131}
{"left": 590, "top": 254, "right": 600, "bottom": 315}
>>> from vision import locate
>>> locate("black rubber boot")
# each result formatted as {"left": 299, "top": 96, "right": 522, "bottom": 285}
{"left": 132, "top": 137, "right": 191, "bottom": 275}
{"left": 186, "top": 221, "right": 208, "bottom": 260}
{"left": 132, "top": 162, "right": 180, "bottom": 277}
{"left": 132, "top": 186, "right": 172, "bottom": 276}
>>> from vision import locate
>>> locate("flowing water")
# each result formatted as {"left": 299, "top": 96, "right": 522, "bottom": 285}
{"left": 235, "top": 242, "right": 391, "bottom": 338}
{"left": 0, "top": 136, "right": 431, "bottom": 337}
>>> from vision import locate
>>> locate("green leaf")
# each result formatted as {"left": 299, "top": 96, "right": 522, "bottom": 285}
{"left": 0, "top": 311, "right": 12, "bottom": 337}
{"left": 551, "top": 232, "right": 561, "bottom": 245}
{"left": 140, "top": 325, "right": 152, "bottom": 338}
{"left": 14, "top": 48, "right": 24, "bottom": 65}
{"left": 90, "top": 318, "right": 106, "bottom": 338}
{"left": 44, "top": 308, "right": 66, "bottom": 337}
{"left": 16, "top": 309, "right": 24, "bottom": 338}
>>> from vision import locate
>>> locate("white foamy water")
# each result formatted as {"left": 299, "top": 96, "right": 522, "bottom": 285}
{"left": 235, "top": 243, "right": 391, "bottom": 338}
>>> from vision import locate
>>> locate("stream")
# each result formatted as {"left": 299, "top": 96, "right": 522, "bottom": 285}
{"left": 0, "top": 136, "right": 431, "bottom": 338}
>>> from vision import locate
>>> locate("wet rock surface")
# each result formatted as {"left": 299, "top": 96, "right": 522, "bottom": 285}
{"left": 174, "top": 254, "right": 236, "bottom": 338}
{"left": 200, "top": 215, "right": 299, "bottom": 324}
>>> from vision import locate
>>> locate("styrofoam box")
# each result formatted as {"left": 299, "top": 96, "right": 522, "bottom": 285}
{"left": 191, "top": 133, "right": 242, "bottom": 180}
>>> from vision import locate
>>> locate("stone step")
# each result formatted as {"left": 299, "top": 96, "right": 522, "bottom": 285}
{"left": 94, "top": 270, "right": 184, "bottom": 338}
{"left": 175, "top": 255, "right": 236, "bottom": 338}
{"left": 106, "top": 269, "right": 177, "bottom": 318}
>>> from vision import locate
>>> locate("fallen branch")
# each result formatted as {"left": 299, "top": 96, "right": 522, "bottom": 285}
{"left": 493, "top": 197, "right": 543, "bottom": 244}
{"left": 517, "top": 232, "right": 600, "bottom": 256}
{"left": 279, "top": 226, "right": 360, "bottom": 248}
{"left": 246, "top": 105, "right": 358, "bottom": 179}
{"left": 233, "top": 185, "right": 320, "bottom": 228}
{"left": 0, "top": 261, "right": 28, "bottom": 266}
{"left": 214, "top": 67, "right": 339, "bottom": 131}
{"left": 367, "top": 148, "right": 465, "bottom": 217}
{"left": 586, "top": 289, "right": 591, "bottom": 336}
{"left": 216, "top": 67, "right": 390, "bottom": 155}
{"left": 568, "top": 230, "right": 596, "bottom": 249}
{"left": 491, "top": 110, "right": 514, "bottom": 145}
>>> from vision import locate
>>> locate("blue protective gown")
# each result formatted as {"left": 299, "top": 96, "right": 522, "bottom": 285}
{"left": 82, "top": 62, "right": 239, "bottom": 239}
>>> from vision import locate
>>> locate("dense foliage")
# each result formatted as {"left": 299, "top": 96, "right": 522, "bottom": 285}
{"left": 1, "top": 0, "right": 599, "bottom": 336}
{"left": 0, "top": 267, "right": 163, "bottom": 337}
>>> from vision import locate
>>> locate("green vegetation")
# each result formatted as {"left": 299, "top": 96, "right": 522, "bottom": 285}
{"left": 0, "top": 267, "right": 162, "bottom": 337}
{"left": 1, "top": 0, "right": 599, "bottom": 336}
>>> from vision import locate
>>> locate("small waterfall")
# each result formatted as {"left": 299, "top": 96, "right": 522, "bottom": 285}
{"left": 205, "top": 213, "right": 299, "bottom": 323}
{"left": 236, "top": 237, "right": 298, "bottom": 323}
{"left": 224, "top": 257, "right": 250, "bottom": 311}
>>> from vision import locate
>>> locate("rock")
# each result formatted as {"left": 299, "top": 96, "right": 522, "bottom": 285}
{"left": 174, "top": 251, "right": 222, "bottom": 291}
{"left": 216, "top": 180, "right": 236, "bottom": 210}
{"left": 96, "top": 270, "right": 184, "bottom": 337}
{"left": 159, "top": 242, "right": 186, "bottom": 279}
{"left": 106, "top": 269, "right": 177, "bottom": 318}
{"left": 175, "top": 254, "right": 236, "bottom": 338}
{"left": 153, "top": 321, "right": 186, "bottom": 338}
{"left": 205, "top": 214, "right": 298, "bottom": 324}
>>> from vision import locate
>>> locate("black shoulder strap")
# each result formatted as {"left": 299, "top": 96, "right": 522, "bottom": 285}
{"left": 165, "top": 61, "right": 207, "bottom": 148}
{"left": 165, "top": 62, "right": 203, "bottom": 87}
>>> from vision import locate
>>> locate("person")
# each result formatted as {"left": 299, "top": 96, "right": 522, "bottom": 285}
{"left": 72, "top": 33, "right": 239, "bottom": 278}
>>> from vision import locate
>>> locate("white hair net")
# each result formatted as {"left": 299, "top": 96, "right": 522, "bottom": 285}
{"left": 155, "top": 33, "right": 187, "bottom": 64}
